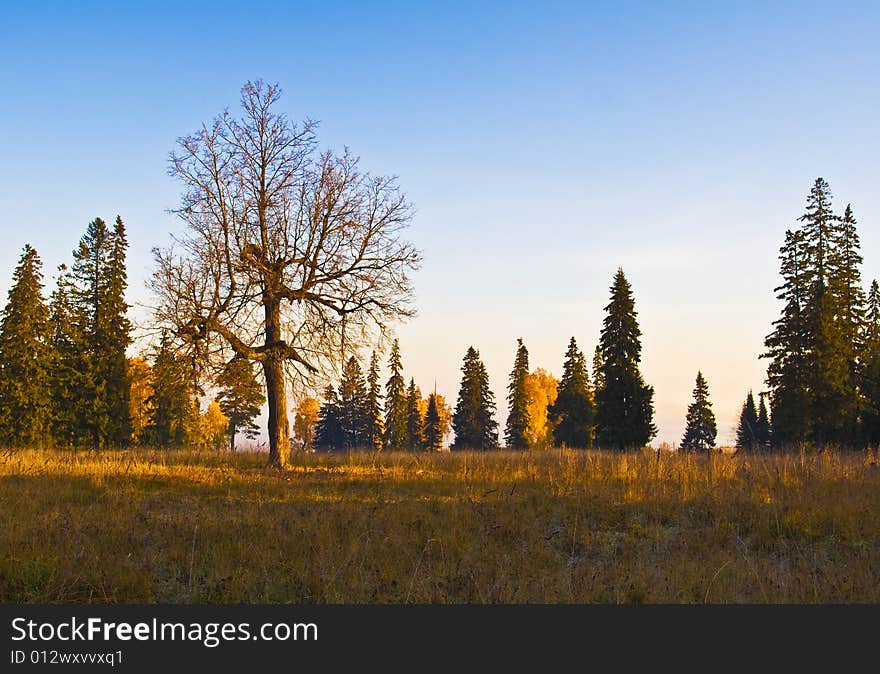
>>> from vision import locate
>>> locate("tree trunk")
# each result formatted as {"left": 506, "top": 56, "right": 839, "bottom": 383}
{"left": 264, "top": 356, "right": 290, "bottom": 468}
{"left": 263, "top": 296, "right": 290, "bottom": 469}
{"left": 229, "top": 423, "right": 236, "bottom": 452}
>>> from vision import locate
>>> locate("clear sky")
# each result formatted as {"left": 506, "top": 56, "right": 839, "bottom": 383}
{"left": 1, "top": 1, "right": 878, "bottom": 446}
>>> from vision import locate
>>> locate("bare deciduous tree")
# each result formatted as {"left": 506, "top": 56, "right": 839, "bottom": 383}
{"left": 151, "top": 81, "right": 420, "bottom": 468}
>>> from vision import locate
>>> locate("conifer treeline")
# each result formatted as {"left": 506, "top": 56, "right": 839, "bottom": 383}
{"left": 310, "top": 268, "right": 657, "bottom": 451}
{"left": 0, "top": 219, "right": 263, "bottom": 450}
{"left": 751, "top": 177, "right": 880, "bottom": 450}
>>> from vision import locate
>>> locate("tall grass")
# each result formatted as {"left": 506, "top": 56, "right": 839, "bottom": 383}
{"left": 1, "top": 447, "right": 878, "bottom": 603}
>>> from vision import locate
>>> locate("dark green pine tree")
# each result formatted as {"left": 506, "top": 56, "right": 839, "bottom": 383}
{"left": 314, "top": 385, "right": 344, "bottom": 451}
{"left": 48, "top": 264, "right": 93, "bottom": 447}
{"left": 680, "top": 371, "right": 717, "bottom": 452}
{"left": 861, "top": 280, "right": 880, "bottom": 447}
{"left": 384, "top": 339, "right": 408, "bottom": 450}
{"left": 337, "top": 356, "right": 370, "bottom": 449}
{"left": 548, "top": 337, "right": 594, "bottom": 448}
{"left": 735, "top": 390, "right": 759, "bottom": 451}
{"left": 405, "top": 378, "right": 424, "bottom": 450}
{"left": 424, "top": 391, "right": 444, "bottom": 451}
{"left": 69, "top": 217, "right": 132, "bottom": 448}
{"left": 143, "top": 333, "right": 196, "bottom": 448}
{"left": 215, "top": 356, "right": 265, "bottom": 451}
{"left": 592, "top": 345, "right": 604, "bottom": 395}
{"left": 504, "top": 338, "right": 531, "bottom": 449}
{"left": 365, "top": 351, "right": 384, "bottom": 451}
{"left": 596, "top": 269, "right": 656, "bottom": 450}
{"left": 763, "top": 228, "right": 811, "bottom": 447}
{"left": 451, "top": 346, "right": 498, "bottom": 450}
{"left": 756, "top": 394, "right": 771, "bottom": 449}
{"left": 0, "top": 245, "right": 53, "bottom": 447}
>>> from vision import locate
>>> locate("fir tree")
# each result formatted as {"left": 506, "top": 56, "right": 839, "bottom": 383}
{"left": 504, "top": 338, "right": 531, "bottom": 449}
{"left": 314, "top": 385, "right": 343, "bottom": 451}
{"left": 548, "top": 337, "right": 593, "bottom": 448}
{"left": 592, "top": 345, "right": 604, "bottom": 395}
{"left": 861, "top": 280, "right": 880, "bottom": 447}
{"left": 48, "top": 265, "right": 88, "bottom": 447}
{"left": 338, "top": 356, "right": 369, "bottom": 449}
{"left": 384, "top": 339, "right": 408, "bottom": 450}
{"left": 142, "top": 333, "right": 196, "bottom": 448}
{"left": 596, "top": 269, "right": 656, "bottom": 450}
{"left": 680, "top": 371, "right": 717, "bottom": 451}
{"left": 756, "top": 394, "right": 771, "bottom": 448}
{"left": 215, "top": 357, "right": 265, "bottom": 451}
{"left": 735, "top": 391, "right": 758, "bottom": 451}
{"left": 451, "top": 346, "right": 498, "bottom": 450}
{"left": 405, "top": 378, "right": 424, "bottom": 450}
{"left": 424, "top": 391, "right": 444, "bottom": 451}
{"left": 366, "top": 351, "right": 384, "bottom": 451}
{"left": 69, "top": 217, "right": 132, "bottom": 448}
{"left": 763, "top": 228, "right": 811, "bottom": 446}
{"left": 0, "top": 245, "right": 52, "bottom": 447}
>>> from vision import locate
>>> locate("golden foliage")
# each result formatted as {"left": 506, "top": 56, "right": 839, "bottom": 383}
{"left": 294, "top": 397, "right": 321, "bottom": 452}
{"left": 127, "top": 357, "right": 152, "bottom": 445}
{"left": 524, "top": 368, "right": 558, "bottom": 448}
{"left": 192, "top": 400, "right": 229, "bottom": 450}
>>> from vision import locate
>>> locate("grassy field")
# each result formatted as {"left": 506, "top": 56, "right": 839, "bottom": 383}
{"left": 1, "top": 446, "right": 879, "bottom": 603}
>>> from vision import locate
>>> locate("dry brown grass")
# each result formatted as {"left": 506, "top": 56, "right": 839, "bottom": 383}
{"left": 1, "top": 447, "right": 878, "bottom": 603}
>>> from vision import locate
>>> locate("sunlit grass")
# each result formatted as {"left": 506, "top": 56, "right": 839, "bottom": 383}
{"left": 1, "top": 447, "right": 878, "bottom": 603}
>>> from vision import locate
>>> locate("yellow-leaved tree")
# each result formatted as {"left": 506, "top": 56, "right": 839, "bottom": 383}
{"left": 524, "top": 369, "right": 558, "bottom": 448}
{"left": 293, "top": 397, "right": 321, "bottom": 453}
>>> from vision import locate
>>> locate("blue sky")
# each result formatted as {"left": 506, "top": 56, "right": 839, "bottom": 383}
{"left": 1, "top": 1, "right": 878, "bottom": 445}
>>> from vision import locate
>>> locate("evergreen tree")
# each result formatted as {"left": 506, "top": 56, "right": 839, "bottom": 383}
{"left": 338, "top": 356, "right": 369, "bottom": 449}
{"left": 451, "top": 346, "right": 498, "bottom": 450}
{"left": 680, "top": 371, "right": 717, "bottom": 451}
{"left": 384, "top": 339, "right": 408, "bottom": 449}
{"left": 504, "top": 338, "right": 531, "bottom": 449}
{"left": 142, "top": 333, "right": 197, "bottom": 448}
{"left": 548, "top": 337, "right": 593, "bottom": 448}
{"left": 861, "top": 280, "right": 880, "bottom": 447}
{"left": 365, "top": 351, "right": 384, "bottom": 451}
{"left": 592, "top": 345, "right": 604, "bottom": 395}
{"left": 596, "top": 269, "right": 656, "bottom": 450}
{"left": 763, "top": 228, "right": 811, "bottom": 446}
{"left": 215, "top": 356, "right": 265, "bottom": 451}
{"left": 314, "top": 385, "right": 343, "bottom": 451}
{"left": 69, "top": 217, "right": 132, "bottom": 448}
{"left": 735, "top": 390, "right": 758, "bottom": 451}
{"left": 424, "top": 391, "right": 444, "bottom": 451}
{"left": 756, "top": 394, "right": 771, "bottom": 448}
{"left": 0, "top": 245, "right": 53, "bottom": 447}
{"left": 48, "top": 265, "right": 88, "bottom": 447}
{"left": 405, "top": 378, "right": 424, "bottom": 449}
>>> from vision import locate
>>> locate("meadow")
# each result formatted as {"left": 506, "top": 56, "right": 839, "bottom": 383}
{"left": 1, "top": 447, "right": 878, "bottom": 604}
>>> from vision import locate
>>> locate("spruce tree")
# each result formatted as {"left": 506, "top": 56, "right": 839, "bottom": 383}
{"left": 338, "top": 356, "right": 369, "bottom": 449}
{"left": 596, "top": 269, "right": 656, "bottom": 450}
{"left": 451, "top": 346, "right": 498, "bottom": 450}
{"left": 69, "top": 217, "right": 132, "bottom": 448}
{"left": 763, "top": 228, "right": 811, "bottom": 446}
{"left": 0, "top": 245, "right": 53, "bottom": 447}
{"left": 592, "top": 345, "right": 604, "bottom": 395}
{"left": 48, "top": 265, "right": 88, "bottom": 447}
{"left": 424, "top": 392, "right": 444, "bottom": 451}
{"left": 735, "top": 390, "right": 758, "bottom": 451}
{"left": 366, "top": 351, "right": 384, "bottom": 451}
{"left": 314, "top": 385, "right": 344, "bottom": 451}
{"left": 405, "top": 378, "right": 424, "bottom": 450}
{"left": 548, "top": 337, "right": 593, "bottom": 448}
{"left": 680, "top": 371, "right": 717, "bottom": 451}
{"left": 861, "top": 280, "right": 880, "bottom": 447}
{"left": 384, "top": 339, "right": 408, "bottom": 450}
{"left": 756, "top": 394, "right": 771, "bottom": 448}
{"left": 215, "top": 357, "right": 265, "bottom": 451}
{"left": 504, "top": 338, "right": 531, "bottom": 449}
{"left": 143, "top": 333, "right": 197, "bottom": 448}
